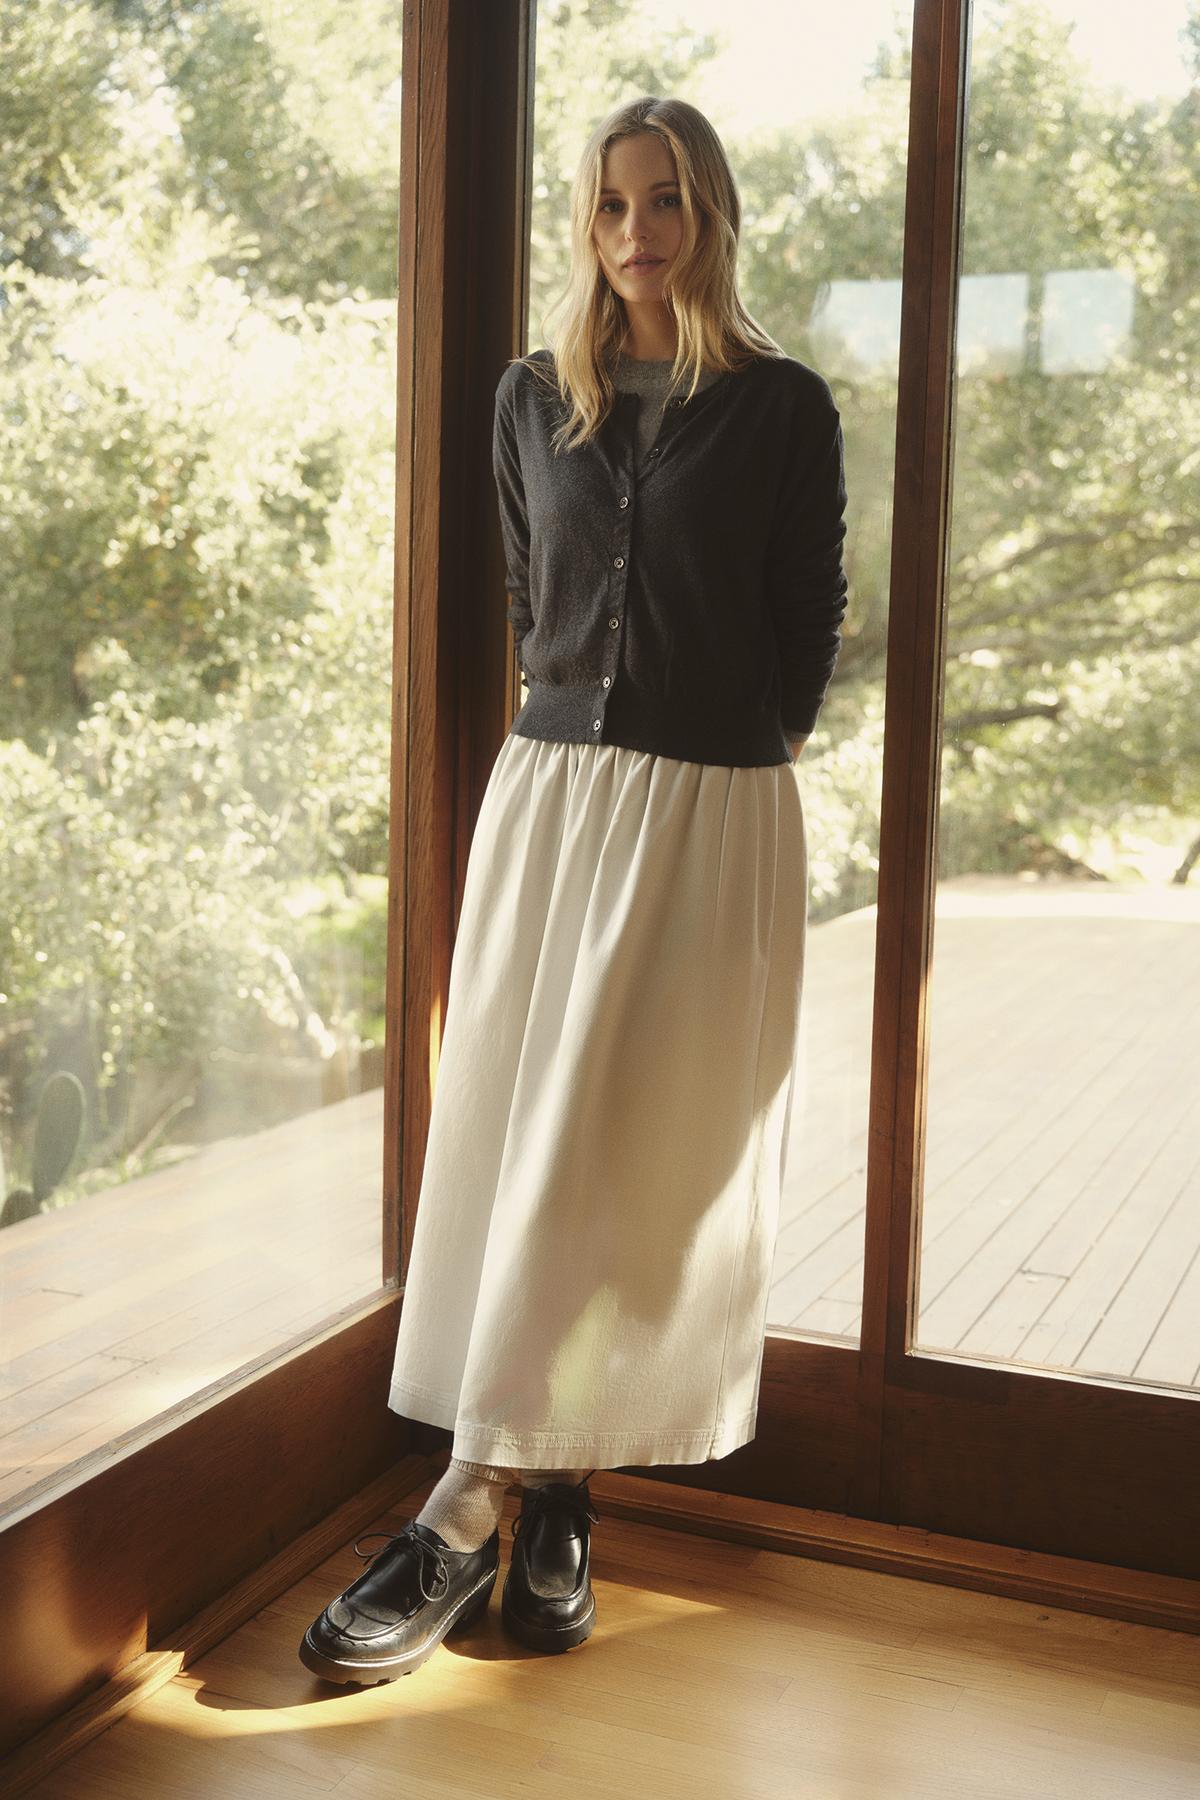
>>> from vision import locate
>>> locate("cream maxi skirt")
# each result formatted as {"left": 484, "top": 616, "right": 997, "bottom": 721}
{"left": 387, "top": 730, "right": 808, "bottom": 1471}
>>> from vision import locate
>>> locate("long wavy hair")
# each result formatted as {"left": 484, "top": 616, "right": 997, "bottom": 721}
{"left": 518, "top": 95, "right": 785, "bottom": 454}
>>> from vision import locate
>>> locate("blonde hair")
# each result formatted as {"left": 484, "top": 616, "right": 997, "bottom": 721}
{"left": 516, "top": 95, "right": 785, "bottom": 453}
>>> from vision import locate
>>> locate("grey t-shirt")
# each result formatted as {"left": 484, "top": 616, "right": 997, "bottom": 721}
{"left": 611, "top": 351, "right": 722, "bottom": 468}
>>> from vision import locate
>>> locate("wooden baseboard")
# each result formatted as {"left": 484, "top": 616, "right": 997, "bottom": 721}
{"left": 4, "top": 1461, "right": 1196, "bottom": 1797}
{"left": 608, "top": 1472, "right": 1200, "bottom": 1634}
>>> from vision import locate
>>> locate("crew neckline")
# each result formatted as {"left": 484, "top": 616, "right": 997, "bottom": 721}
{"left": 611, "top": 358, "right": 744, "bottom": 405}
{"left": 521, "top": 344, "right": 753, "bottom": 406}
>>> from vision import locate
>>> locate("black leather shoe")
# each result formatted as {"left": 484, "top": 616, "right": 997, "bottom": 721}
{"left": 299, "top": 1518, "right": 499, "bottom": 1684}
{"left": 501, "top": 1472, "right": 599, "bottom": 1652}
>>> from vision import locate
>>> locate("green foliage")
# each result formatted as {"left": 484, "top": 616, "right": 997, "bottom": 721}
{"left": 0, "top": 212, "right": 395, "bottom": 740}
{"left": 131, "top": 0, "right": 406, "bottom": 299}
{"left": 0, "top": 633, "right": 389, "bottom": 1107}
{"left": 0, "top": 0, "right": 123, "bottom": 278}
{"left": 0, "top": 0, "right": 399, "bottom": 1199}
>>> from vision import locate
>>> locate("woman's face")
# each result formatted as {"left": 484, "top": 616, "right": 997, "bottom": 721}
{"left": 592, "top": 132, "right": 685, "bottom": 305}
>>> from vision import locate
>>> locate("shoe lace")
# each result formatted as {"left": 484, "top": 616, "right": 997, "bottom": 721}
{"left": 351, "top": 1521, "right": 450, "bottom": 1607}
{"left": 511, "top": 1469, "right": 601, "bottom": 1542}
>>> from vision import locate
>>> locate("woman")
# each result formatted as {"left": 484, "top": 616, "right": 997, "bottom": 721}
{"left": 300, "top": 93, "right": 849, "bottom": 1685}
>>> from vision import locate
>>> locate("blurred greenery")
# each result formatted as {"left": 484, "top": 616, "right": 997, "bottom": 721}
{"left": 0, "top": 0, "right": 401, "bottom": 1203}
{"left": 1, "top": 0, "right": 1197, "bottom": 1208}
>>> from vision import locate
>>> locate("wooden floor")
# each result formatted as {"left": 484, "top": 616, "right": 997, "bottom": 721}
{"left": 3, "top": 874, "right": 1198, "bottom": 1508}
{"left": 0, "top": 1093, "right": 385, "bottom": 1507}
{"left": 782, "top": 874, "right": 1200, "bottom": 1390}
{"left": 21, "top": 1465, "right": 1200, "bottom": 1800}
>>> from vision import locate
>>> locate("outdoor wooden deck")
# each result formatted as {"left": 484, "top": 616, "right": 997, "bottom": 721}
{"left": 2, "top": 874, "right": 1196, "bottom": 1511}
{"left": 782, "top": 875, "right": 1200, "bottom": 1394}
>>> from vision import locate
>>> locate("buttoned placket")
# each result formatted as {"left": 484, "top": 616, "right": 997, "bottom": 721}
{"left": 591, "top": 393, "right": 690, "bottom": 738}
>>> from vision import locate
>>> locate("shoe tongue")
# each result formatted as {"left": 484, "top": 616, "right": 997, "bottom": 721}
{"left": 410, "top": 1519, "right": 451, "bottom": 1551}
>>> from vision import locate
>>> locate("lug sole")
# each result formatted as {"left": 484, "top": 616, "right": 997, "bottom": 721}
{"left": 298, "top": 1565, "right": 497, "bottom": 1685}
{"left": 501, "top": 1582, "right": 596, "bottom": 1652}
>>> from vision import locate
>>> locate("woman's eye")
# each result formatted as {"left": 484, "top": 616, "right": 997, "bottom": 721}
{"left": 599, "top": 195, "right": 680, "bottom": 213}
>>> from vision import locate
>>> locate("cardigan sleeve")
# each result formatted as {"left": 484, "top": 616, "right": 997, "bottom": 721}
{"left": 491, "top": 367, "right": 534, "bottom": 672}
{"left": 764, "top": 385, "right": 850, "bottom": 737}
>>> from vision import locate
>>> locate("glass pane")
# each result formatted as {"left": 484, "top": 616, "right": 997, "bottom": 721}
{"left": 918, "top": 1, "right": 1199, "bottom": 1390}
{"left": 530, "top": 0, "right": 915, "bottom": 1348}
{"left": 0, "top": 0, "right": 402, "bottom": 1513}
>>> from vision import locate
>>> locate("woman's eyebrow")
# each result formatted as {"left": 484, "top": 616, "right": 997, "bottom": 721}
{"left": 598, "top": 179, "right": 680, "bottom": 195}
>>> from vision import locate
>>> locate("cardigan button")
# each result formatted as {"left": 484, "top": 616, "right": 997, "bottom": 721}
{"left": 592, "top": 719, "right": 601, "bottom": 731}
{"left": 618, "top": 495, "right": 629, "bottom": 508}
{"left": 602, "top": 676, "right": 611, "bottom": 688}
{"left": 613, "top": 555, "right": 624, "bottom": 568}
{"left": 608, "top": 616, "right": 619, "bottom": 629}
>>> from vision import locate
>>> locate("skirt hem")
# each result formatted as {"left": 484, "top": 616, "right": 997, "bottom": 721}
{"left": 387, "top": 1378, "right": 758, "bottom": 1468}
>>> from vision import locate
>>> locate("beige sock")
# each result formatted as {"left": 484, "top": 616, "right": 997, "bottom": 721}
{"left": 415, "top": 1456, "right": 514, "bottom": 1552}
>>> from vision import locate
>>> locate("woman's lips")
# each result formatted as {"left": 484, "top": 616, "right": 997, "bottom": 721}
{"left": 624, "top": 257, "right": 663, "bottom": 272}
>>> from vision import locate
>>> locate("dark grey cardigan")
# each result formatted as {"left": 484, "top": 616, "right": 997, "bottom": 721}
{"left": 492, "top": 346, "right": 849, "bottom": 767}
